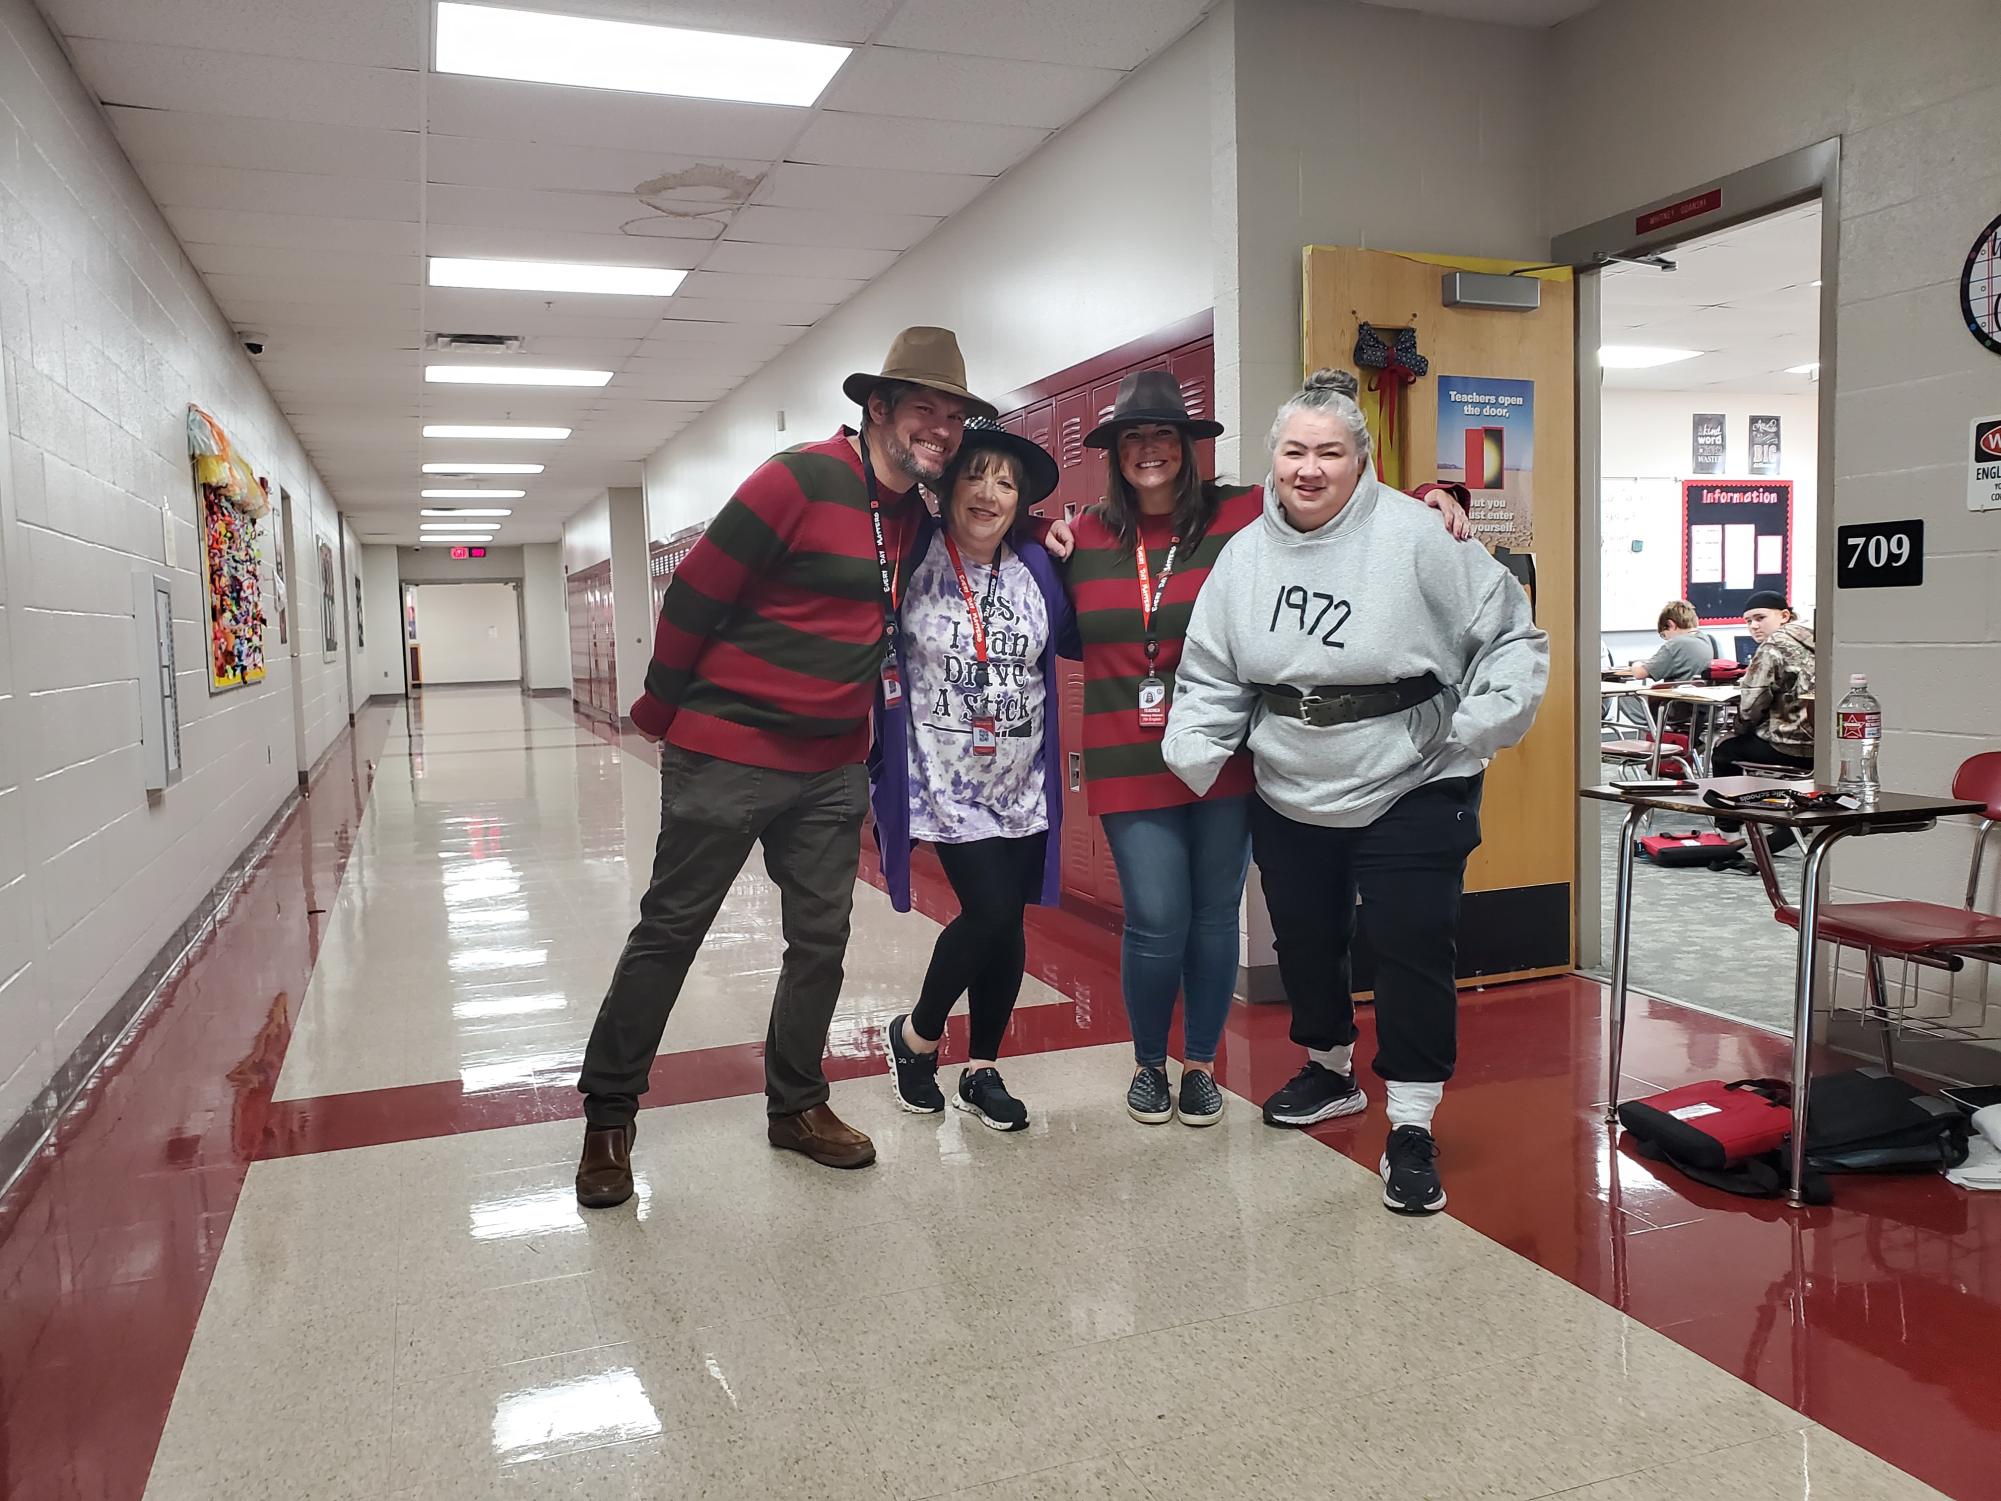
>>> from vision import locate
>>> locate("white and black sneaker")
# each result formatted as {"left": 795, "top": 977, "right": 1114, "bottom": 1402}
{"left": 954, "top": 1067, "right": 1029, "bottom": 1132}
{"left": 886, "top": 1014, "right": 944, "bottom": 1113}
{"left": 1261, "top": 1062, "right": 1367, "bottom": 1127}
{"left": 1380, "top": 1125, "right": 1446, "bottom": 1215}
{"left": 1126, "top": 1065, "right": 1174, "bottom": 1125}
{"left": 1178, "top": 1069, "right": 1224, "bottom": 1127}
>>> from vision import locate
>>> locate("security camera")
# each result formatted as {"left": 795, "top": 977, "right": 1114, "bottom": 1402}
{"left": 239, "top": 331, "right": 268, "bottom": 356}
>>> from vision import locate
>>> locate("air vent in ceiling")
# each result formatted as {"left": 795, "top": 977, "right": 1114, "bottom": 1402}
{"left": 427, "top": 332, "right": 526, "bottom": 353}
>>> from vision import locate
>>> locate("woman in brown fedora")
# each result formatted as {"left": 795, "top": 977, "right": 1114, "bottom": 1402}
{"left": 1060, "top": 369, "right": 1469, "bottom": 1127}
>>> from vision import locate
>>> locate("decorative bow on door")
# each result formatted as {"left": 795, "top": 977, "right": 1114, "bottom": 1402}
{"left": 1353, "top": 324, "right": 1428, "bottom": 483}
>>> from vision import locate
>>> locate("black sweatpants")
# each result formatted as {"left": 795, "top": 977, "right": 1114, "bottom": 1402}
{"left": 1249, "top": 776, "right": 1483, "bottom": 1085}
{"left": 909, "top": 833, "right": 1047, "bottom": 1061}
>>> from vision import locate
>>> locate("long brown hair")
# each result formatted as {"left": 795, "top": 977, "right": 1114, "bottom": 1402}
{"left": 1091, "top": 430, "right": 1233, "bottom": 554}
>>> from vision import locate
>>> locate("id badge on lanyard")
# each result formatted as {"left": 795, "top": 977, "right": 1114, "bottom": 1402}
{"left": 944, "top": 535, "right": 1004, "bottom": 756}
{"left": 1135, "top": 536, "right": 1179, "bottom": 730}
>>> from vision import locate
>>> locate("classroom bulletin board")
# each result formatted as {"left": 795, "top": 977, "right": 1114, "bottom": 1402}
{"left": 1681, "top": 478, "right": 1792, "bottom": 625}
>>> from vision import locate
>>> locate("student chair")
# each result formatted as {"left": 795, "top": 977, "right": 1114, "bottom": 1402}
{"left": 1742, "top": 751, "right": 2001, "bottom": 1071}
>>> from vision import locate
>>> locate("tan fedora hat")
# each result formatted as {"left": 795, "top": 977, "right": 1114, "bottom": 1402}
{"left": 843, "top": 326, "right": 996, "bottom": 420}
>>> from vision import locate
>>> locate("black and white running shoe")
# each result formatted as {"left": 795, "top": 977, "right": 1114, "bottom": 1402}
{"left": 954, "top": 1067, "right": 1029, "bottom": 1132}
{"left": 1261, "top": 1062, "right": 1367, "bottom": 1127}
{"left": 1126, "top": 1065, "right": 1174, "bottom": 1125}
{"left": 886, "top": 1013, "right": 944, "bottom": 1113}
{"left": 1178, "top": 1069, "right": 1224, "bottom": 1127}
{"left": 1380, "top": 1125, "right": 1446, "bottom": 1215}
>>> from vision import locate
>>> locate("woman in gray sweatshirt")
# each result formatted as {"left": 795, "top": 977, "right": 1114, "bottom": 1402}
{"left": 1162, "top": 369, "right": 1548, "bottom": 1215}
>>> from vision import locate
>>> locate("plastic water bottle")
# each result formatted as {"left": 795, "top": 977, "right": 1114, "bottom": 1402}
{"left": 1836, "top": 674, "right": 1881, "bottom": 797}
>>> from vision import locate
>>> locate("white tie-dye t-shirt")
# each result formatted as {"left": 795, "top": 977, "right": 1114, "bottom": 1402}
{"left": 901, "top": 537, "right": 1049, "bottom": 844}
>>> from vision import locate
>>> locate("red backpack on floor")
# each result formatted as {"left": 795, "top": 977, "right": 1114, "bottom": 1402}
{"left": 1637, "top": 830, "right": 1744, "bottom": 868}
{"left": 1618, "top": 1079, "right": 1793, "bottom": 1169}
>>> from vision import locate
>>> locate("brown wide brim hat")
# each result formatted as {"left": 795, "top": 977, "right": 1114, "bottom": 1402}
{"left": 843, "top": 326, "right": 997, "bottom": 421}
{"left": 1083, "top": 367, "right": 1224, "bottom": 449}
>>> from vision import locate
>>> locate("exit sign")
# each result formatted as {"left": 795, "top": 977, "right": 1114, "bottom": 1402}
{"left": 449, "top": 545, "right": 487, "bottom": 560}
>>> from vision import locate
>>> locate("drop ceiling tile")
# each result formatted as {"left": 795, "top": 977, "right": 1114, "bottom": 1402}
{"left": 604, "top": 369, "right": 739, "bottom": 401}
{"left": 823, "top": 46, "right": 1123, "bottom": 128}
{"left": 64, "top": 38, "right": 420, "bottom": 129}
{"left": 696, "top": 239, "right": 899, "bottom": 279}
{"left": 424, "top": 135, "right": 773, "bottom": 198}
{"left": 183, "top": 242, "right": 419, "bottom": 287}
{"left": 677, "top": 270, "right": 865, "bottom": 304}
{"left": 163, "top": 206, "right": 422, "bottom": 255}
{"left": 426, "top": 76, "right": 806, "bottom": 160}
{"left": 509, "top": 337, "right": 648, "bottom": 364}
{"left": 533, "top": 0, "right": 895, "bottom": 44}
{"left": 43, "top": 0, "right": 423, "bottom": 67}
{"left": 107, "top": 107, "right": 419, "bottom": 181}
{"left": 204, "top": 272, "right": 418, "bottom": 311}
{"left": 425, "top": 182, "right": 723, "bottom": 239}
{"left": 419, "top": 224, "right": 709, "bottom": 269}
{"left": 138, "top": 163, "right": 421, "bottom": 220}
{"left": 788, "top": 110, "right": 1052, "bottom": 175}
{"left": 220, "top": 299, "right": 415, "bottom": 334}
{"left": 755, "top": 161, "right": 989, "bottom": 217}
{"left": 423, "top": 290, "right": 669, "bottom": 339}
{"left": 878, "top": 0, "right": 1210, "bottom": 69}
{"left": 655, "top": 295, "right": 833, "bottom": 327}
{"left": 725, "top": 204, "right": 941, "bottom": 251}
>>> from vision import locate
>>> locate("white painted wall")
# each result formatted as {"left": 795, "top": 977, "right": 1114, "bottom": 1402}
{"left": 1599, "top": 389, "right": 1820, "bottom": 631}
{"left": 410, "top": 583, "right": 521, "bottom": 686}
{"left": 1544, "top": 0, "right": 2001, "bottom": 1030}
{"left": 562, "top": 491, "right": 611, "bottom": 576}
{"left": 639, "top": 16, "right": 1224, "bottom": 540}
{"left": 0, "top": 0, "right": 353, "bottom": 1138}
{"left": 358, "top": 545, "right": 404, "bottom": 700}
{"left": 606, "top": 488, "right": 652, "bottom": 724}
{"left": 520, "top": 543, "right": 568, "bottom": 693}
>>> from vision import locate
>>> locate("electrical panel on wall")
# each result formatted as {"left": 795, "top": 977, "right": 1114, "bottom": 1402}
{"left": 133, "top": 569, "right": 182, "bottom": 791}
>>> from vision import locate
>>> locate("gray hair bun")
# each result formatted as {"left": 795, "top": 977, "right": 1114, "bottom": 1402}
{"left": 1304, "top": 368, "right": 1359, "bottom": 400}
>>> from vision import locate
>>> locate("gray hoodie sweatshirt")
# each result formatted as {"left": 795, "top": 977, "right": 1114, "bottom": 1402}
{"left": 1162, "top": 471, "right": 1549, "bottom": 828}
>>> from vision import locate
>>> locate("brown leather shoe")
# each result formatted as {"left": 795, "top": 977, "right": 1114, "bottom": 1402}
{"left": 575, "top": 1122, "right": 636, "bottom": 1208}
{"left": 767, "top": 1104, "right": 876, "bottom": 1169}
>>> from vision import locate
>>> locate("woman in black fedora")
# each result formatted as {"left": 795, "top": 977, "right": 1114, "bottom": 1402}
{"left": 873, "top": 419, "right": 1080, "bottom": 1131}
{"left": 1061, "top": 369, "right": 1470, "bottom": 1127}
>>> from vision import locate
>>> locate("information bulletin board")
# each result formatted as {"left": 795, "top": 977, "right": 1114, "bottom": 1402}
{"left": 1681, "top": 479, "right": 1792, "bottom": 625}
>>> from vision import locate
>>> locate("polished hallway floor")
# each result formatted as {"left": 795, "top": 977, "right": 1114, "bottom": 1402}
{"left": 2, "top": 688, "right": 1993, "bottom": 1500}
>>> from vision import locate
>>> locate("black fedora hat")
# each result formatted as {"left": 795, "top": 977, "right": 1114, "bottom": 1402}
{"left": 953, "top": 416, "right": 1059, "bottom": 507}
{"left": 1083, "top": 368, "right": 1224, "bottom": 449}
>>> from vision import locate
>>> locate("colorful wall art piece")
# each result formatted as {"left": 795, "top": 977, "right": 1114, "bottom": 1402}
{"left": 188, "top": 406, "right": 268, "bottom": 692}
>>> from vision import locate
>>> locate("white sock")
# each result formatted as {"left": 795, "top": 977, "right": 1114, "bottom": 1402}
{"left": 1385, "top": 1081, "right": 1443, "bottom": 1132}
{"left": 1307, "top": 1044, "right": 1355, "bottom": 1075}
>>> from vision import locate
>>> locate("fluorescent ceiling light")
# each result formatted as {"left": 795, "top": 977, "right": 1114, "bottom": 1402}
{"left": 1786, "top": 362, "right": 1820, "bottom": 376}
{"left": 426, "top": 365, "right": 612, "bottom": 387}
{"left": 429, "top": 256, "right": 686, "bottom": 297}
{"left": 435, "top": 2, "right": 850, "bottom": 108}
{"left": 422, "top": 462, "right": 542, "bottom": 475}
{"left": 1597, "top": 345, "right": 1702, "bottom": 369}
{"left": 422, "top": 523, "right": 501, "bottom": 531}
{"left": 422, "top": 508, "right": 512, "bottom": 517}
{"left": 422, "top": 488, "right": 526, "bottom": 499}
{"left": 424, "top": 424, "right": 570, "bottom": 440}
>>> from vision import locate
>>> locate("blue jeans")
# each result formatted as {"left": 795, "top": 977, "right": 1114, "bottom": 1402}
{"left": 1100, "top": 797, "right": 1253, "bottom": 1068}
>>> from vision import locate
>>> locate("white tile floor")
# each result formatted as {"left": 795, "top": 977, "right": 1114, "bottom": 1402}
{"left": 160, "top": 691, "right": 1941, "bottom": 1500}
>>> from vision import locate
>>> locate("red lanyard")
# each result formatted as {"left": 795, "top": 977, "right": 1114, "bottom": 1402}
{"left": 861, "top": 438, "right": 908, "bottom": 634}
{"left": 941, "top": 534, "right": 1004, "bottom": 663}
{"left": 1135, "top": 535, "right": 1180, "bottom": 662}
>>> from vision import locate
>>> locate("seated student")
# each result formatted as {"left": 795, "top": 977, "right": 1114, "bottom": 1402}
{"left": 1616, "top": 600, "right": 1711, "bottom": 681}
{"left": 1713, "top": 590, "right": 1815, "bottom": 852}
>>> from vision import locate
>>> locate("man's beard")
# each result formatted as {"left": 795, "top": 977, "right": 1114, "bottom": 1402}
{"left": 883, "top": 428, "right": 947, "bottom": 485}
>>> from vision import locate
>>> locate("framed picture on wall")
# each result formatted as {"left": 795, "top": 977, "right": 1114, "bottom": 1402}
{"left": 318, "top": 536, "right": 338, "bottom": 660}
{"left": 353, "top": 573, "right": 364, "bottom": 649}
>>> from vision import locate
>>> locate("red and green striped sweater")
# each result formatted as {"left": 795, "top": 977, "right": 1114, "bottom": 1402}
{"left": 1062, "top": 485, "right": 1263, "bottom": 815}
{"left": 631, "top": 429, "right": 916, "bottom": 772}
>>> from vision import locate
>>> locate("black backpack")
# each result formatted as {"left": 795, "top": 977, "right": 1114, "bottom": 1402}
{"left": 1624, "top": 1067, "right": 1970, "bottom": 1203}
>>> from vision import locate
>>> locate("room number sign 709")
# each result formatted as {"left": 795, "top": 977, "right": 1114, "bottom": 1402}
{"left": 1269, "top": 585, "right": 1352, "bottom": 646}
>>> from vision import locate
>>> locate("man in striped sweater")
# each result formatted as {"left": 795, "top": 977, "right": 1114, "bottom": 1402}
{"left": 575, "top": 328, "right": 995, "bottom": 1207}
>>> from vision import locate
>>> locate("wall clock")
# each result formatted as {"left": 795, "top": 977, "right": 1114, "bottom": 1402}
{"left": 1965, "top": 210, "right": 2001, "bottom": 356}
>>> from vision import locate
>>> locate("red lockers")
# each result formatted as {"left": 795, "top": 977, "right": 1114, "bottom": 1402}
{"left": 566, "top": 560, "right": 617, "bottom": 723}
{"left": 648, "top": 524, "right": 704, "bottom": 622}
{"left": 995, "top": 323, "right": 1216, "bottom": 917}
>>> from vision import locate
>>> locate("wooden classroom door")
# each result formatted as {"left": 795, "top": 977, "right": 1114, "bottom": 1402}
{"left": 1302, "top": 246, "right": 1578, "bottom": 981}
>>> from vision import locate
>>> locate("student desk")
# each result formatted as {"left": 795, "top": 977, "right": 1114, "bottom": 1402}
{"left": 1643, "top": 683, "right": 1740, "bottom": 775}
{"left": 1581, "top": 777, "right": 1985, "bottom": 1205}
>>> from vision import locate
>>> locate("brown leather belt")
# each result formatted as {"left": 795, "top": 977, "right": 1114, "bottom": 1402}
{"left": 1254, "top": 673, "right": 1443, "bottom": 729}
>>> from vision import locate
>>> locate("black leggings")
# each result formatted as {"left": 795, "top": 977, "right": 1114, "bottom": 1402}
{"left": 910, "top": 833, "right": 1047, "bottom": 1060}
